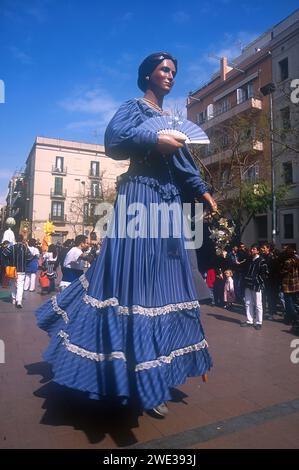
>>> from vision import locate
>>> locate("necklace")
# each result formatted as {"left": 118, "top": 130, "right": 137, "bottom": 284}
{"left": 141, "top": 97, "right": 163, "bottom": 113}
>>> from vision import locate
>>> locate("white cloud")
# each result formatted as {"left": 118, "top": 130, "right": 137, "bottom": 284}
{"left": 60, "top": 86, "right": 121, "bottom": 140}
{"left": 60, "top": 87, "right": 119, "bottom": 115}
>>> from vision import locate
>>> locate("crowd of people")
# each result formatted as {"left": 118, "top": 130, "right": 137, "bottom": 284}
{"left": 204, "top": 242, "right": 299, "bottom": 332}
{"left": 1, "top": 228, "right": 298, "bottom": 334}
{"left": 0, "top": 233, "right": 100, "bottom": 308}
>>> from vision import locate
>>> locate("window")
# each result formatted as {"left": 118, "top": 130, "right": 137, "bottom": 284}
{"left": 91, "top": 181, "right": 100, "bottom": 198}
{"left": 90, "top": 204, "right": 96, "bottom": 216}
{"left": 55, "top": 156, "right": 64, "bottom": 171}
{"left": 196, "top": 110, "right": 207, "bottom": 124}
{"left": 218, "top": 98, "right": 230, "bottom": 114}
{"left": 54, "top": 177, "right": 63, "bottom": 195}
{"left": 237, "top": 81, "right": 254, "bottom": 104}
{"left": 280, "top": 107, "right": 290, "bottom": 130}
{"left": 51, "top": 201, "right": 64, "bottom": 218}
{"left": 284, "top": 213, "right": 294, "bottom": 239}
{"left": 243, "top": 163, "right": 259, "bottom": 183}
{"left": 256, "top": 215, "right": 268, "bottom": 239}
{"left": 220, "top": 168, "right": 230, "bottom": 187}
{"left": 207, "top": 104, "right": 214, "bottom": 121}
{"left": 83, "top": 203, "right": 89, "bottom": 218}
{"left": 279, "top": 58, "right": 289, "bottom": 81}
{"left": 221, "top": 133, "right": 229, "bottom": 147}
{"left": 90, "top": 161, "right": 99, "bottom": 177}
{"left": 283, "top": 162, "right": 293, "bottom": 184}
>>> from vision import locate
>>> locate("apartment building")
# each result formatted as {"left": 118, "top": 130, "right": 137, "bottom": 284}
{"left": 270, "top": 11, "right": 299, "bottom": 250}
{"left": 22, "top": 137, "right": 129, "bottom": 242}
{"left": 187, "top": 9, "right": 299, "bottom": 249}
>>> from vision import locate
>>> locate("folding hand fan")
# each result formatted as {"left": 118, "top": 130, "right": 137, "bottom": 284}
{"left": 138, "top": 115, "right": 210, "bottom": 144}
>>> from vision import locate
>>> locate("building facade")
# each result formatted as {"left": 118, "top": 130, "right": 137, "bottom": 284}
{"left": 187, "top": 9, "right": 299, "bottom": 250}
{"left": 270, "top": 12, "right": 299, "bottom": 250}
{"left": 22, "top": 137, "right": 129, "bottom": 242}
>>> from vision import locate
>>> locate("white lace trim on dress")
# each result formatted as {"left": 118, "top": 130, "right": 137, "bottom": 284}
{"left": 83, "top": 294, "right": 119, "bottom": 309}
{"left": 135, "top": 339, "right": 208, "bottom": 371}
{"left": 57, "top": 330, "right": 207, "bottom": 370}
{"left": 79, "top": 273, "right": 89, "bottom": 290}
{"left": 58, "top": 331, "right": 126, "bottom": 363}
{"left": 51, "top": 296, "right": 69, "bottom": 323}
{"left": 83, "top": 293, "right": 200, "bottom": 316}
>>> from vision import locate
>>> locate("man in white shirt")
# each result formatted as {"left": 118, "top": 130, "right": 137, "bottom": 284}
{"left": 59, "top": 235, "right": 89, "bottom": 291}
{"left": 2, "top": 227, "right": 15, "bottom": 245}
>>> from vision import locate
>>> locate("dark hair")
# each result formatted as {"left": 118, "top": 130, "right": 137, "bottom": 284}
{"left": 48, "top": 244, "right": 58, "bottom": 258}
{"left": 137, "top": 52, "right": 177, "bottom": 92}
{"left": 28, "top": 238, "right": 36, "bottom": 247}
{"left": 251, "top": 243, "right": 259, "bottom": 251}
{"left": 75, "top": 235, "right": 87, "bottom": 246}
{"left": 16, "top": 234, "right": 24, "bottom": 243}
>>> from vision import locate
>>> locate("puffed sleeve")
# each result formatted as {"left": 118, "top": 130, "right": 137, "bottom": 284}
{"left": 171, "top": 146, "right": 209, "bottom": 199}
{"left": 104, "top": 99, "right": 158, "bottom": 160}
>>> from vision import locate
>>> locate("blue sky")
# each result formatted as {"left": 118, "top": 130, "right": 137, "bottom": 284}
{"left": 0, "top": 0, "right": 298, "bottom": 203}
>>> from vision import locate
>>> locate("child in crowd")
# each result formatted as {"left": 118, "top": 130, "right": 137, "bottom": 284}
{"left": 224, "top": 269, "right": 235, "bottom": 310}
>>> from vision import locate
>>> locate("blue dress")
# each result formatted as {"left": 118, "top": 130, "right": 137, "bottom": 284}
{"left": 35, "top": 99, "right": 213, "bottom": 410}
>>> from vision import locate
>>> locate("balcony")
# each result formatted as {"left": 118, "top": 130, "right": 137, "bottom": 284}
{"left": 83, "top": 215, "right": 97, "bottom": 226}
{"left": 49, "top": 213, "right": 67, "bottom": 223}
{"left": 88, "top": 169, "right": 101, "bottom": 179}
{"left": 203, "top": 140, "right": 264, "bottom": 166}
{"left": 50, "top": 189, "right": 67, "bottom": 199}
{"left": 199, "top": 97, "right": 263, "bottom": 131}
{"left": 87, "top": 192, "right": 102, "bottom": 201}
{"left": 51, "top": 165, "right": 67, "bottom": 175}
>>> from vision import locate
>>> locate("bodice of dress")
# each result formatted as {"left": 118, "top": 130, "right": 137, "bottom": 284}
{"left": 104, "top": 98, "right": 209, "bottom": 201}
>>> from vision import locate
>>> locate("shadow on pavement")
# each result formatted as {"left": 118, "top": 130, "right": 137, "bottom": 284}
{"left": 206, "top": 312, "right": 242, "bottom": 324}
{"left": 25, "top": 361, "right": 140, "bottom": 446}
{"left": 25, "top": 361, "right": 189, "bottom": 447}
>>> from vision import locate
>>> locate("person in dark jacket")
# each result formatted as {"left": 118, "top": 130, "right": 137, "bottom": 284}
{"left": 260, "top": 243, "right": 280, "bottom": 320}
{"left": 240, "top": 244, "right": 269, "bottom": 330}
{"left": 3, "top": 234, "right": 32, "bottom": 308}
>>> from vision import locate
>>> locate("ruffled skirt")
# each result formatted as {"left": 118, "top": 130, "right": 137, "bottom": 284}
{"left": 36, "top": 177, "right": 212, "bottom": 410}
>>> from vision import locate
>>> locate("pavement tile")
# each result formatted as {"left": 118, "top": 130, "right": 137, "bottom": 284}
{"left": 1, "top": 293, "right": 299, "bottom": 448}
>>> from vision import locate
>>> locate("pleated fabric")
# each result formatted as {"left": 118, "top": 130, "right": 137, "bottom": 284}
{"left": 35, "top": 98, "right": 213, "bottom": 411}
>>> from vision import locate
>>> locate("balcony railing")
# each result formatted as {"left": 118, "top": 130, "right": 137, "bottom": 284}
{"left": 49, "top": 213, "right": 67, "bottom": 223}
{"left": 51, "top": 165, "right": 67, "bottom": 175}
{"left": 197, "top": 96, "right": 263, "bottom": 130}
{"left": 83, "top": 215, "right": 97, "bottom": 225}
{"left": 50, "top": 189, "right": 67, "bottom": 198}
{"left": 88, "top": 169, "right": 101, "bottom": 179}
{"left": 87, "top": 192, "right": 102, "bottom": 200}
{"left": 202, "top": 140, "right": 264, "bottom": 165}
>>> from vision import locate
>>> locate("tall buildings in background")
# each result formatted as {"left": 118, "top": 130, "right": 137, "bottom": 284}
{"left": 5, "top": 137, "right": 129, "bottom": 242}
{"left": 187, "top": 9, "right": 299, "bottom": 249}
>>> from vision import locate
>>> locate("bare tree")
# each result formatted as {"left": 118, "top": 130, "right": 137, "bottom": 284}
{"left": 190, "top": 107, "right": 290, "bottom": 241}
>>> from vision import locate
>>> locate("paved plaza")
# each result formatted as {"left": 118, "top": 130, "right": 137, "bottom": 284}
{"left": 0, "top": 287, "right": 298, "bottom": 449}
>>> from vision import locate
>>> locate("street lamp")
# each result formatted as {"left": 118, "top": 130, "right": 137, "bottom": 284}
{"left": 260, "top": 82, "right": 276, "bottom": 245}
